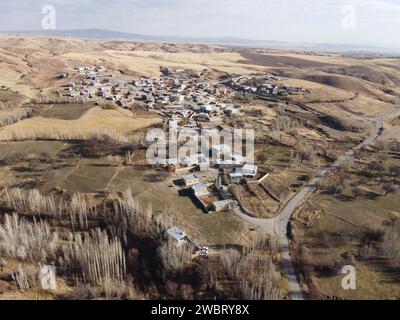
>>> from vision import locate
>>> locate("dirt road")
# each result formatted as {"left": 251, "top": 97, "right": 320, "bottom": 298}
{"left": 232, "top": 108, "right": 400, "bottom": 300}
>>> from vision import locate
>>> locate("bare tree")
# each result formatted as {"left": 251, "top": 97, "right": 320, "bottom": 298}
{"left": 11, "top": 265, "right": 38, "bottom": 292}
{"left": 389, "top": 165, "right": 400, "bottom": 183}
{"left": 0, "top": 214, "right": 58, "bottom": 263}
{"left": 158, "top": 241, "right": 192, "bottom": 278}
{"left": 351, "top": 187, "right": 364, "bottom": 199}
{"left": 62, "top": 228, "right": 126, "bottom": 286}
{"left": 381, "top": 220, "right": 400, "bottom": 266}
{"left": 368, "top": 161, "right": 384, "bottom": 176}
{"left": 382, "top": 182, "right": 398, "bottom": 197}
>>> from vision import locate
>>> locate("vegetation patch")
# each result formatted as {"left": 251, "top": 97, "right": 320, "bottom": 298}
{"left": 40, "top": 103, "right": 95, "bottom": 120}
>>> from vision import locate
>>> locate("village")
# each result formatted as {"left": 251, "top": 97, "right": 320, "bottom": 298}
{"left": 56, "top": 65, "right": 304, "bottom": 248}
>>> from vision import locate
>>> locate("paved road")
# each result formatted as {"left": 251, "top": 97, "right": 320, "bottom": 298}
{"left": 232, "top": 108, "right": 400, "bottom": 300}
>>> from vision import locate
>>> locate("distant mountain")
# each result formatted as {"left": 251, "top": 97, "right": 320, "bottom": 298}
{"left": 1, "top": 28, "right": 399, "bottom": 55}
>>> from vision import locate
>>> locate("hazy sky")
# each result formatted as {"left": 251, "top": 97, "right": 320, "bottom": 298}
{"left": 1, "top": 0, "right": 400, "bottom": 47}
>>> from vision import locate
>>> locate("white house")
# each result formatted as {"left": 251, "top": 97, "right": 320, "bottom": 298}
{"left": 191, "top": 183, "right": 210, "bottom": 197}
{"left": 211, "top": 200, "right": 236, "bottom": 212}
{"left": 197, "top": 113, "right": 211, "bottom": 122}
{"left": 242, "top": 164, "right": 258, "bottom": 178}
{"left": 183, "top": 175, "right": 199, "bottom": 187}
{"left": 224, "top": 107, "right": 238, "bottom": 115}
{"left": 167, "top": 227, "right": 188, "bottom": 247}
{"left": 200, "top": 104, "right": 216, "bottom": 113}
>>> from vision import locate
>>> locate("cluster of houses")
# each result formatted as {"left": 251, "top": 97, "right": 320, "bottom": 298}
{"left": 60, "top": 66, "right": 239, "bottom": 118}
{"left": 228, "top": 73, "right": 307, "bottom": 98}
{"left": 175, "top": 142, "right": 258, "bottom": 214}
{"left": 58, "top": 66, "right": 262, "bottom": 215}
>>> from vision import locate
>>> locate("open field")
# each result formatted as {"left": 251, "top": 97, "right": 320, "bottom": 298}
{"left": 0, "top": 89, "right": 28, "bottom": 107}
{"left": 40, "top": 102, "right": 96, "bottom": 120}
{"left": 0, "top": 140, "right": 68, "bottom": 157}
{"left": 292, "top": 150, "right": 400, "bottom": 299}
{"left": 0, "top": 106, "right": 161, "bottom": 141}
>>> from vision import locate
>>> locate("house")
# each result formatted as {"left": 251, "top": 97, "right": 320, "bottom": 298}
{"left": 57, "top": 73, "right": 68, "bottom": 80}
{"left": 183, "top": 175, "right": 199, "bottom": 187}
{"left": 197, "top": 113, "right": 211, "bottom": 122}
{"left": 198, "top": 162, "right": 210, "bottom": 172}
{"left": 242, "top": 164, "right": 258, "bottom": 177}
{"left": 214, "top": 159, "right": 242, "bottom": 169}
{"left": 191, "top": 183, "right": 210, "bottom": 197}
{"left": 167, "top": 227, "right": 188, "bottom": 247}
{"left": 199, "top": 104, "right": 216, "bottom": 113}
{"left": 170, "top": 94, "right": 185, "bottom": 104}
{"left": 211, "top": 200, "right": 236, "bottom": 212}
{"left": 229, "top": 172, "right": 244, "bottom": 183}
{"left": 224, "top": 107, "right": 238, "bottom": 115}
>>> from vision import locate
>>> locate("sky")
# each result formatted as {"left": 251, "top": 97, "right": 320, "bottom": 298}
{"left": 0, "top": 0, "right": 400, "bottom": 48}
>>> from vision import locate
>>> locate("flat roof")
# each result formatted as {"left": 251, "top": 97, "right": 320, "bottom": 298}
{"left": 167, "top": 227, "right": 187, "bottom": 241}
{"left": 243, "top": 164, "right": 258, "bottom": 171}
{"left": 229, "top": 172, "right": 243, "bottom": 178}
{"left": 212, "top": 200, "right": 235, "bottom": 207}
{"left": 183, "top": 174, "right": 198, "bottom": 180}
{"left": 191, "top": 183, "right": 208, "bottom": 191}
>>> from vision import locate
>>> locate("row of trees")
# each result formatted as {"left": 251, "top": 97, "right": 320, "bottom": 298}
{"left": 0, "top": 108, "right": 31, "bottom": 128}
{"left": 0, "top": 127, "right": 129, "bottom": 143}
{"left": 0, "top": 101, "right": 16, "bottom": 110}
{"left": 0, "top": 187, "right": 285, "bottom": 300}
{"left": 33, "top": 95, "right": 89, "bottom": 105}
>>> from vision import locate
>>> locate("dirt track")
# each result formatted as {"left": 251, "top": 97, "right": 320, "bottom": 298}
{"left": 232, "top": 106, "right": 400, "bottom": 300}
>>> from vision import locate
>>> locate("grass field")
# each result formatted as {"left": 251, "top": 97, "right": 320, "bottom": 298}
{"left": 0, "top": 107, "right": 161, "bottom": 141}
{"left": 63, "top": 164, "right": 117, "bottom": 193}
{"left": 0, "top": 141, "right": 68, "bottom": 157}
{"left": 110, "top": 168, "right": 248, "bottom": 244}
{"left": 294, "top": 155, "right": 400, "bottom": 299}
{"left": 40, "top": 103, "right": 95, "bottom": 120}
{"left": 0, "top": 89, "right": 28, "bottom": 107}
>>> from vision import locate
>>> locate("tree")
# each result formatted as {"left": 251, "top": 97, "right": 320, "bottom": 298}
{"left": 389, "top": 165, "right": 400, "bottom": 183}
{"left": 351, "top": 187, "right": 364, "bottom": 199}
{"left": 257, "top": 153, "right": 268, "bottom": 163}
{"left": 381, "top": 220, "right": 400, "bottom": 266}
{"left": 297, "top": 146, "right": 313, "bottom": 163}
{"left": 383, "top": 183, "right": 398, "bottom": 196}
{"left": 368, "top": 161, "right": 384, "bottom": 176}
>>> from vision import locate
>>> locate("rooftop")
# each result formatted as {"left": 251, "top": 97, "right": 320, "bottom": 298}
{"left": 191, "top": 183, "right": 208, "bottom": 193}
{"left": 167, "top": 227, "right": 187, "bottom": 241}
{"left": 183, "top": 174, "right": 198, "bottom": 181}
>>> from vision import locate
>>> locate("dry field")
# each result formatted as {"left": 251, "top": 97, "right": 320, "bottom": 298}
{"left": 292, "top": 150, "right": 400, "bottom": 300}
{"left": 0, "top": 106, "right": 161, "bottom": 141}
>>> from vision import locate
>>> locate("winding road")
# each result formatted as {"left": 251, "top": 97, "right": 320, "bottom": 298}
{"left": 232, "top": 107, "right": 400, "bottom": 300}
